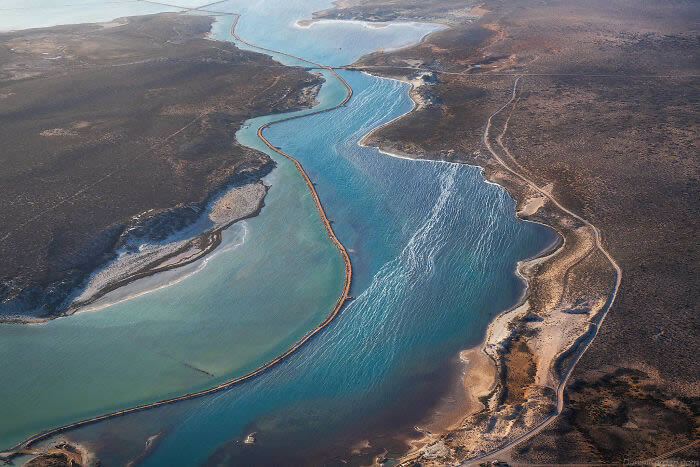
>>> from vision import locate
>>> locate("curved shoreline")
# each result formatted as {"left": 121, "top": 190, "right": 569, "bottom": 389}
{"left": 66, "top": 189, "right": 262, "bottom": 316}
{"left": 0, "top": 9, "right": 355, "bottom": 459}
{"left": 64, "top": 185, "right": 268, "bottom": 317}
{"left": 466, "top": 76, "right": 622, "bottom": 461}
{"left": 2, "top": 181, "right": 270, "bottom": 325}
{"left": 343, "top": 36, "right": 620, "bottom": 458}
{"left": 355, "top": 69, "right": 571, "bottom": 462}
{"left": 0, "top": 5, "right": 620, "bottom": 463}
{"left": 378, "top": 74, "right": 621, "bottom": 463}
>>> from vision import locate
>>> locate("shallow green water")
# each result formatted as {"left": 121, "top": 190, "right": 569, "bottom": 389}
{"left": 0, "top": 0, "right": 445, "bottom": 451}
{"left": 0, "top": 0, "right": 558, "bottom": 462}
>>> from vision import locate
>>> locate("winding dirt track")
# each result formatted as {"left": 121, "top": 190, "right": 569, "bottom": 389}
{"left": 464, "top": 76, "right": 623, "bottom": 463}
{"left": 1, "top": 6, "right": 625, "bottom": 464}
{"left": 0, "top": 8, "right": 354, "bottom": 459}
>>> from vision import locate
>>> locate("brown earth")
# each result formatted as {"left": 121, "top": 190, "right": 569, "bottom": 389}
{"left": 316, "top": 0, "right": 698, "bottom": 463}
{"left": 0, "top": 13, "right": 323, "bottom": 320}
{"left": 503, "top": 339, "right": 537, "bottom": 406}
{"left": 24, "top": 442, "right": 83, "bottom": 466}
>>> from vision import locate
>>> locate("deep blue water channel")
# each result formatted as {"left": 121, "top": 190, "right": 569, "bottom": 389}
{"left": 1, "top": 0, "right": 557, "bottom": 463}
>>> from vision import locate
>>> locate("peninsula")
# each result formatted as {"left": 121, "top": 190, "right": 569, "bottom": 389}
{"left": 0, "top": 1, "right": 696, "bottom": 465}
{"left": 0, "top": 13, "right": 323, "bottom": 321}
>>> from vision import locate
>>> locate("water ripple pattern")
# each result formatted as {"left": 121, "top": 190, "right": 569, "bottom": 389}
{"left": 53, "top": 68, "right": 556, "bottom": 466}
{"left": 0, "top": 0, "right": 556, "bottom": 462}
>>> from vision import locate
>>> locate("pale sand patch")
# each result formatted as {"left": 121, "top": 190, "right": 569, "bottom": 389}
{"left": 296, "top": 18, "right": 389, "bottom": 29}
{"left": 69, "top": 183, "right": 265, "bottom": 311}
{"left": 485, "top": 301, "right": 530, "bottom": 352}
{"left": 40, "top": 128, "right": 78, "bottom": 137}
{"left": 99, "top": 20, "right": 125, "bottom": 29}
{"left": 407, "top": 72, "right": 435, "bottom": 110}
{"left": 459, "top": 347, "right": 498, "bottom": 415}
{"left": 517, "top": 193, "right": 547, "bottom": 216}
{"left": 71, "top": 120, "right": 93, "bottom": 129}
{"left": 532, "top": 295, "right": 607, "bottom": 388}
{"left": 209, "top": 183, "right": 266, "bottom": 224}
{"left": 470, "top": 6, "right": 491, "bottom": 17}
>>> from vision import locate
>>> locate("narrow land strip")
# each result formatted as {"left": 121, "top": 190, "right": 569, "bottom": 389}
{"left": 0, "top": 7, "right": 354, "bottom": 459}
{"left": 463, "top": 76, "right": 623, "bottom": 463}
{"left": 1, "top": 5, "right": 624, "bottom": 464}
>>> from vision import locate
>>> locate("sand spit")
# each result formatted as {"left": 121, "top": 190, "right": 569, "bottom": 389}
{"left": 0, "top": 11, "right": 356, "bottom": 459}
{"left": 23, "top": 439, "right": 94, "bottom": 467}
{"left": 296, "top": 18, "right": 389, "bottom": 29}
{"left": 67, "top": 182, "right": 267, "bottom": 315}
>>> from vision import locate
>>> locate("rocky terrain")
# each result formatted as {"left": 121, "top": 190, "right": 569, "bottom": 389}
{"left": 0, "top": 13, "right": 322, "bottom": 321}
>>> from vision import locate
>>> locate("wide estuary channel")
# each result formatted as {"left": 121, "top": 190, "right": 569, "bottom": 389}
{"left": 0, "top": 0, "right": 558, "bottom": 463}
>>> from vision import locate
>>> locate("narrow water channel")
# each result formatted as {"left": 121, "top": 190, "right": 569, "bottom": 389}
{"left": 0, "top": 0, "right": 557, "bottom": 462}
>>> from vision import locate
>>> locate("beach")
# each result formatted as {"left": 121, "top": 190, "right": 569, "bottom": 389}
{"left": 2, "top": 2, "right": 571, "bottom": 464}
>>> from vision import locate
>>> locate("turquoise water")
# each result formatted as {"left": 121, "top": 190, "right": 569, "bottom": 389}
{"left": 0, "top": 0, "right": 557, "bottom": 462}
{"left": 0, "top": 0, "right": 193, "bottom": 31}
{"left": 0, "top": 0, "right": 443, "bottom": 451}
{"left": 54, "top": 69, "right": 556, "bottom": 464}
{"left": 208, "top": 0, "right": 443, "bottom": 67}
